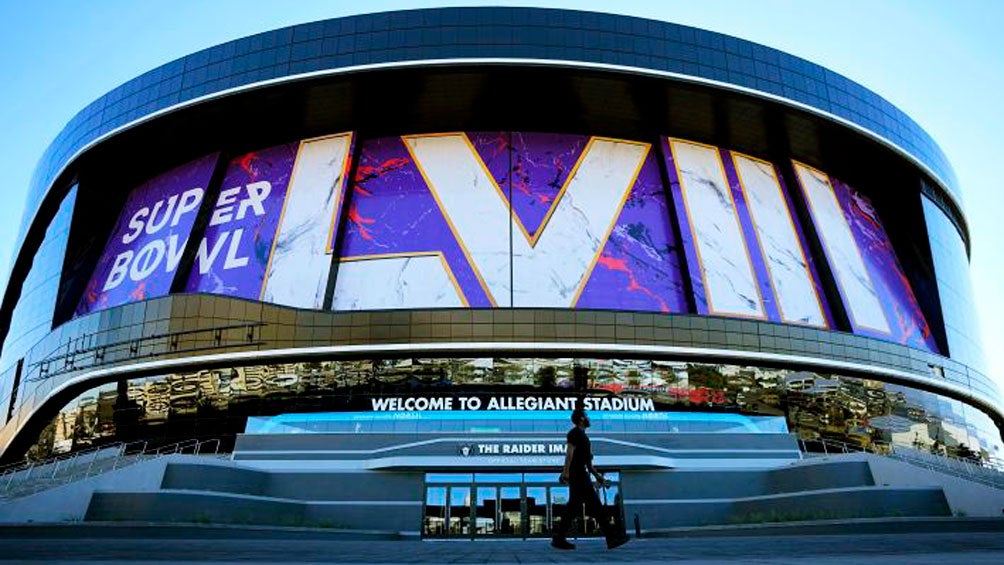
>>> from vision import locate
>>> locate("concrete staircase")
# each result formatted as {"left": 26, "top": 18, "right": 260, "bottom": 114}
{"left": 6, "top": 432, "right": 1004, "bottom": 534}
{"left": 0, "top": 439, "right": 222, "bottom": 501}
{"left": 625, "top": 459, "right": 951, "bottom": 530}
{"left": 75, "top": 455, "right": 966, "bottom": 533}
{"left": 84, "top": 462, "right": 421, "bottom": 532}
{"left": 0, "top": 446, "right": 137, "bottom": 500}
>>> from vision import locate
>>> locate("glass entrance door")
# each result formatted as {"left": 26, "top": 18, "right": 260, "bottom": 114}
{"left": 448, "top": 486, "right": 472, "bottom": 536}
{"left": 423, "top": 472, "right": 621, "bottom": 539}
{"left": 475, "top": 486, "right": 497, "bottom": 536}
{"left": 423, "top": 486, "right": 447, "bottom": 537}
{"left": 498, "top": 486, "right": 523, "bottom": 536}
{"left": 526, "top": 486, "right": 549, "bottom": 536}
{"left": 549, "top": 485, "right": 569, "bottom": 536}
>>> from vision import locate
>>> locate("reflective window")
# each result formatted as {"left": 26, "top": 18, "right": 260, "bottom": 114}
{"left": 24, "top": 356, "right": 1004, "bottom": 466}
{"left": 425, "top": 473, "right": 472, "bottom": 484}
{"left": 448, "top": 486, "right": 471, "bottom": 536}
{"left": 23, "top": 8, "right": 961, "bottom": 271}
{"left": 524, "top": 473, "right": 561, "bottom": 483}
{"left": 922, "top": 196, "right": 986, "bottom": 371}
{"left": 1, "top": 186, "right": 77, "bottom": 419}
{"left": 475, "top": 486, "right": 497, "bottom": 535}
{"left": 526, "top": 486, "right": 549, "bottom": 536}
{"left": 550, "top": 486, "right": 569, "bottom": 536}
{"left": 499, "top": 486, "right": 522, "bottom": 535}
{"left": 423, "top": 486, "right": 447, "bottom": 536}
{"left": 474, "top": 473, "right": 521, "bottom": 483}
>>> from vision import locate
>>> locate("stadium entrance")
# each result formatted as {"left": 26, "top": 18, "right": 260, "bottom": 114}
{"left": 421, "top": 472, "right": 623, "bottom": 539}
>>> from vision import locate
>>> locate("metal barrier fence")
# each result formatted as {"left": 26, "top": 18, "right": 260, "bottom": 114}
{"left": 0, "top": 438, "right": 223, "bottom": 500}
{"left": 4, "top": 434, "right": 1004, "bottom": 500}
{"left": 798, "top": 437, "right": 1004, "bottom": 490}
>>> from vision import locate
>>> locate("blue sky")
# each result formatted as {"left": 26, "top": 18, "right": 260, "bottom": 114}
{"left": 0, "top": 1, "right": 1001, "bottom": 383}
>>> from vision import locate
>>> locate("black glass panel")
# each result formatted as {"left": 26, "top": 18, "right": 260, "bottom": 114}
{"left": 448, "top": 486, "right": 471, "bottom": 536}
{"left": 475, "top": 486, "right": 497, "bottom": 536}
{"left": 499, "top": 486, "right": 522, "bottom": 536}
{"left": 423, "top": 486, "right": 447, "bottom": 537}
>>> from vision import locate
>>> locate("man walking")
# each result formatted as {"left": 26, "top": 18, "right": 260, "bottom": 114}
{"left": 551, "top": 408, "right": 630, "bottom": 550}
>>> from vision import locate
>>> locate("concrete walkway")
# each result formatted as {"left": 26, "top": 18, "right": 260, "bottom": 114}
{"left": 2, "top": 528, "right": 1004, "bottom": 563}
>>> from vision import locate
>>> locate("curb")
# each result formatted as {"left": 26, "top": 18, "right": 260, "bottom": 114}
{"left": 0, "top": 521, "right": 408, "bottom": 541}
{"left": 641, "top": 516, "right": 1004, "bottom": 537}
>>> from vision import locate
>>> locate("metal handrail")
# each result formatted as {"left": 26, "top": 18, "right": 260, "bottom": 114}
{"left": 152, "top": 439, "right": 198, "bottom": 456}
{"left": 797, "top": 437, "right": 1004, "bottom": 490}
{"left": 0, "top": 437, "right": 224, "bottom": 500}
{"left": 1, "top": 445, "right": 111, "bottom": 492}
{"left": 798, "top": 436, "right": 1003, "bottom": 467}
{"left": 196, "top": 438, "right": 221, "bottom": 455}
{"left": 0, "top": 441, "right": 118, "bottom": 475}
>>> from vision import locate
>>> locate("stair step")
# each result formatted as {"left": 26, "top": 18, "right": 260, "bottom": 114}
{"left": 85, "top": 489, "right": 421, "bottom": 532}
{"left": 627, "top": 485, "right": 951, "bottom": 528}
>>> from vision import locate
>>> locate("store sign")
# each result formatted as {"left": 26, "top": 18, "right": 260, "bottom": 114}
{"left": 370, "top": 395, "right": 655, "bottom": 412}
{"left": 458, "top": 442, "right": 566, "bottom": 457}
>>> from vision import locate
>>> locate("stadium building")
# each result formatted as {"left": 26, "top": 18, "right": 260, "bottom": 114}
{"left": 1, "top": 7, "right": 1002, "bottom": 536}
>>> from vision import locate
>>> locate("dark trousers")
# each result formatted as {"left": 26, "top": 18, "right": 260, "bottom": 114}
{"left": 552, "top": 478, "right": 619, "bottom": 543}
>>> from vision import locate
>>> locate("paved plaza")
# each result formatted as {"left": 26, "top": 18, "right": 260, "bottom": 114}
{"left": 2, "top": 529, "right": 1004, "bottom": 564}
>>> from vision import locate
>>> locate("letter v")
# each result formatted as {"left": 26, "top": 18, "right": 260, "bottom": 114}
{"left": 404, "top": 134, "right": 648, "bottom": 307}
{"left": 196, "top": 232, "right": 230, "bottom": 275}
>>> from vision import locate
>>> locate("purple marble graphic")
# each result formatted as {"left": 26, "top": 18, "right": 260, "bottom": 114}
{"left": 775, "top": 165, "right": 835, "bottom": 327}
{"left": 719, "top": 150, "right": 835, "bottom": 327}
{"left": 339, "top": 135, "right": 493, "bottom": 307}
{"left": 184, "top": 143, "right": 298, "bottom": 299}
{"left": 76, "top": 153, "right": 218, "bottom": 316}
{"left": 328, "top": 135, "right": 356, "bottom": 252}
{"left": 830, "top": 177, "right": 939, "bottom": 353}
{"left": 660, "top": 138, "right": 710, "bottom": 314}
{"left": 576, "top": 149, "right": 688, "bottom": 313}
{"left": 720, "top": 150, "right": 781, "bottom": 321}
{"left": 468, "top": 132, "right": 589, "bottom": 239}
{"left": 467, "top": 131, "right": 510, "bottom": 196}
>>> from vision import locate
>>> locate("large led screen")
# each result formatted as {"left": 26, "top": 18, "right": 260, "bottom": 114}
{"left": 575, "top": 139, "right": 688, "bottom": 313}
{"left": 729, "top": 152, "right": 830, "bottom": 328}
{"left": 793, "top": 162, "right": 938, "bottom": 353}
{"left": 663, "top": 138, "right": 767, "bottom": 319}
{"left": 184, "top": 144, "right": 298, "bottom": 299}
{"left": 260, "top": 132, "right": 354, "bottom": 309}
{"left": 662, "top": 139, "right": 830, "bottom": 327}
{"left": 76, "top": 153, "right": 218, "bottom": 316}
{"left": 333, "top": 134, "right": 493, "bottom": 309}
{"left": 333, "top": 132, "right": 688, "bottom": 313}
{"left": 71, "top": 129, "right": 941, "bottom": 358}
{"left": 184, "top": 133, "right": 355, "bottom": 308}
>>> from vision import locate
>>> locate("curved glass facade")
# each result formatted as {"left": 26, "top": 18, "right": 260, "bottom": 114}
{"left": 19, "top": 7, "right": 960, "bottom": 254}
{"left": 923, "top": 195, "right": 987, "bottom": 372}
{"left": 26, "top": 357, "right": 1003, "bottom": 464}
{"left": 67, "top": 130, "right": 940, "bottom": 355}
{"left": 0, "top": 186, "right": 76, "bottom": 420}
{"left": 2, "top": 8, "right": 996, "bottom": 485}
